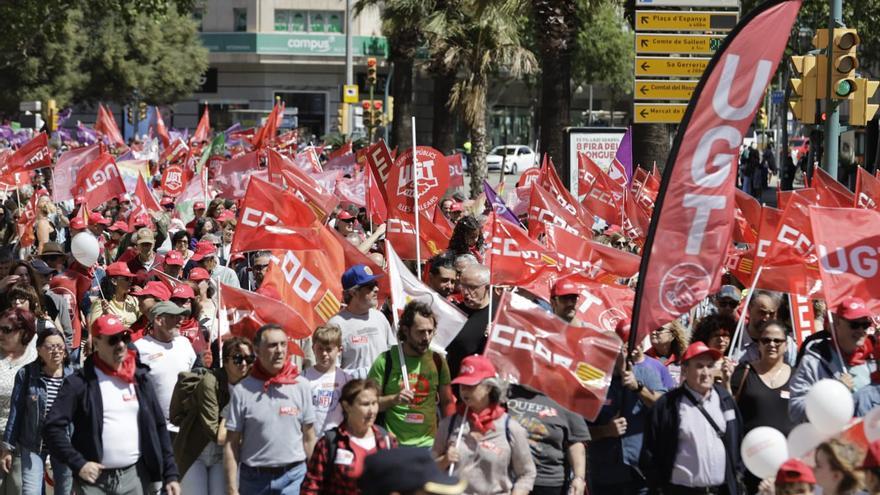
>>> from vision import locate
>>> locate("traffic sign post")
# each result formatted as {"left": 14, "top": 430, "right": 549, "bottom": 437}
{"left": 634, "top": 103, "right": 688, "bottom": 123}
{"left": 635, "top": 34, "right": 726, "bottom": 55}
{"left": 635, "top": 57, "right": 710, "bottom": 77}
{"left": 634, "top": 80, "right": 698, "bottom": 101}
{"left": 636, "top": 11, "right": 738, "bottom": 32}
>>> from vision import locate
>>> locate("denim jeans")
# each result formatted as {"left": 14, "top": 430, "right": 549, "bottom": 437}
{"left": 20, "top": 447, "right": 73, "bottom": 495}
{"left": 180, "top": 443, "right": 225, "bottom": 495}
{"left": 238, "top": 461, "right": 306, "bottom": 495}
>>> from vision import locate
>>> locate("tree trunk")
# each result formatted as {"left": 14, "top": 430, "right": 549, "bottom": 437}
{"left": 431, "top": 69, "right": 457, "bottom": 154}
{"left": 468, "top": 86, "right": 489, "bottom": 198}
{"left": 633, "top": 123, "right": 671, "bottom": 173}
{"left": 390, "top": 55, "right": 414, "bottom": 151}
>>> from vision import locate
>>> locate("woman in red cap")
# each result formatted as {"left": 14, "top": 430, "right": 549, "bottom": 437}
{"left": 89, "top": 261, "right": 140, "bottom": 328}
{"left": 774, "top": 458, "right": 816, "bottom": 495}
{"left": 433, "top": 355, "right": 536, "bottom": 494}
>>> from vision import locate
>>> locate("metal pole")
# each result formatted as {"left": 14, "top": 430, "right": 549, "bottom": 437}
{"left": 384, "top": 62, "right": 394, "bottom": 143}
{"left": 345, "top": 0, "right": 354, "bottom": 136}
{"left": 823, "top": 0, "right": 843, "bottom": 177}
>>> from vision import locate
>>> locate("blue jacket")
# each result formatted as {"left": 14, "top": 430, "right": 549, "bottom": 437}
{"left": 639, "top": 384, "right": 744, "bottom": 495}
{"left": 3, "top": 361, "right": 75, "bottom": 453}
{"left": 42, "top": 355, "right": 180, "bottom": 485}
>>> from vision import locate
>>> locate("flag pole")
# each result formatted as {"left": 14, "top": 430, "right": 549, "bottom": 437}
{"left": 826, "top": 312, "right": 848, "bottom": 372}
{"left": 386, "top": 240, "right": 411, "bottom": 391}
{"left": 729, "top": 265, "right": 763, "bottom": 359}
{"left": 411, "top": 116, "right": 422, "bottom": 279}
{"left": 448, "top": 408, "right": 468, "bottom": 476}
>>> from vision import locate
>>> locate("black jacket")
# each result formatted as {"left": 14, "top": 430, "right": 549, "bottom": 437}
{"left": 639, "top": 384, "right": 744, "bottom": 495}
{"left": 42, "top": 355, "right": 180, "bottom": 485}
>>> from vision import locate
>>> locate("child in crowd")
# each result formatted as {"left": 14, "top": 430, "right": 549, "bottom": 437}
{"left": 303, "top": 324, "right": 352, "bottom": 436}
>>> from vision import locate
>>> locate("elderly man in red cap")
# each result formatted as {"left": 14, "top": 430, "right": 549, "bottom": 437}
{"left": 550, "top": 278, "right": 580, "bottom": 323}
{"left": 791, "top": 296, "right": 876, "bottom": 423}
{"left": 190, "top": 240, "right": 240, "bottom": 289}
{"left": 640, "top": 341, "right": 744, "bottom": 495}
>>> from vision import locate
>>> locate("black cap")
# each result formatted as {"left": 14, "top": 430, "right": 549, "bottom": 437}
{"left": 29, "top": 259, "right": 53, "bottom": 276}
{"left": 359, "top": 447, "right": 466, "bottom": 495}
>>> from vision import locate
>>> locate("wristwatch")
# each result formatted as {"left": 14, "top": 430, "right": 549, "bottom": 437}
{"left": 636, "top": 381, "right": 645, "bottom": 393}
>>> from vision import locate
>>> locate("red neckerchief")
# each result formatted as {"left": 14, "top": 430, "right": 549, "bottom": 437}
{"left": 848, "top": 338, "right": 873, "bottom": 366}
{"left": 457, "top": 402, "right": 505, "bottom": 434}
{"left": 250, "top": 360, "right": 299, "bottom": 392}
{"left": 94, "top": 349, "right": 137, "bottom": 383}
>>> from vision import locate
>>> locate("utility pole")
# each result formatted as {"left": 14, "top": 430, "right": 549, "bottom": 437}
{"left": 822, "top": 0, "right": 842, "bottom": 177}
{"left": 345, "top": 0, "right": 354, "bottom": 137}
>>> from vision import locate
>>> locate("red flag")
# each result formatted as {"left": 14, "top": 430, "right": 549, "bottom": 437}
{"left": 758, "top": 191, "right": 822, "bottom": 296}
{"left": 267, "top": 149, "right": 338, "bottom": 220}
{"left": 366, "top": 162, "right": 388, "bottom": 225}
{"left": 335, "top": 174, "right": 366, "bottom": 207}
{"left": 630, "top": 0, "right": 800, "bottom": 344}
{"left": 578, "top": 153, "right": 624, "bottom": 224}
{"left": 73, "top": 153, "right": 126, "bottom": 207}
{"left": 630, "top": 168, "right": 649, "bottom": 194}
{"left": 447, "top": 153, "right": 465, "bottom": 188}
{"left": 432, "top": 205, "right": 454, "bottom": 238}
{"left": 160, "top": 164, "right": 189, "bottom": 198}
{"left": 528, "top": 183, "right": 593, "bottom": 240}
{"left": 484, "top": 213, "right": 559, "bottom": 300}
{"left": 230, "top": 176, "right": 321, "bottom": 253}
{"left": 539, "top": 155, "right": 592, "bottom": 225}
{"left": 385, "top": 209, "right": 450, "bottom": 261}
{"left": 486, "top": 291, "right": 621, "bottom": 421}
{"left": 51, "top": 144, "right": 102, "bottom": 202}
{"left": 634, "top": 172, "right": 660, "bottom": 215}
{"left": 4, "top": 133, "right": 51, "bottom": 175}
{"left": 789, "top": 293, "right": 816, "bottom": 347}
{"left": 16, "top": 191, "right": 40, "bottom": 248}
{"left": 813, "top": 166, "right": 854, "bottom": 207}
{"left": 364, "top": 140, "right": 393, "bottom": 202}
{"left": 734, "top": 189, "right": 762, "bottom": 244}
{"left": 855, "top": 166, "right": 880, "bottom": 210}
{"left": 132, "top": 174, "right": 160, "bottom": 218}
{"left": 192, "top": 107, "right": 210, "bottom": 144}
{"left": 95, "top": 104, "right": 126, "bottom": 148}
{"left": 160, "top": 138, "right": 189, "bottom": 165}
{"left": 220, "top": 283, "right": 309, "bottom": 354}
{"left": 386, "top": 146, "right": 449, "bottom": 215}
{"left": 517, "top": 168, "right": 540, "bottom": 189}
{"left": 811, "top": 206, "right": 880, "bottom": 314}
{"left": 556, "top": 271, "right": 636, "bottom": 334}
{"left": 251, "top": 103, "right": 282, "bottom": 149}
{"left": 544, "top": 225, "right": 641, "bottom": 283}
{"left": 293, "top": 147, "right": 322, "bottom": 174}
{"left": 622, "top": 191, "right": 650, "bottom": 245}
{"left": 212, "top": 151, "right": 264, "bottom": 199}
{"left": 327, "top": 142, "right": 352, "bottom": 162}
{"left": 154, "top": 107, "right": 170, "bottom": 149}
{"left": 328, "top": 227, "right": 390, "bottom": 308}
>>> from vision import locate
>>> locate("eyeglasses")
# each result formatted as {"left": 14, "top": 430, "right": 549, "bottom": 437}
{"left": 41, "top": 344, "right": 65, "bottom": 353}
{"left": 231, "top": 354, "right": 255, "bottom": 365}
{"left": 106, "top": 332, "right": 132, "bottom": 346}
{"left": 252, "top": 264, "right": 269, "bottom": 272}
{"left": 849, "top": 320, "right": 872, "bottom": 330}
{"left": 717, "top": 300, "right": 739, "bottom": 308}
{"left": 651, "top": 328, "right": 670, "bottom": 335}
{"left": 460, "top": 283, "right": 487, "bottom": 293}
{"left": 0, "top": 326, "right": 19, "bottom": 334}
{"left": 760, "top": 338, "right": 786, "bottom": 346}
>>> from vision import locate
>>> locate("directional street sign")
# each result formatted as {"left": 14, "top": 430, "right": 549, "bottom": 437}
{"left": 636, "top": 11, "right": 738, "bottom": 32}
{"left": 636, "top": 0, "right": 739, "bottom": 6}
{"left": 636, "top": 34, "right": 726, "bottom": 55}
{"left": 635, "top": 57, "right": 710, "bottom": 77}
{"left": 634, "top": 103, "right": 688, "bottom": 123}
{"left": 634, "top": 80, "right": 698, "bottom": 101}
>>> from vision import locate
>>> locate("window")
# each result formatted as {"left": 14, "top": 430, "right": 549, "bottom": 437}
{"left": 193, "top": 7, "right": 204, "bottom": 32}
{"left": 309, "top": 13, "right": 325, "bottom": 32}
{"left": 291, "top": 12, "right": 306, "bottom": 31}
{"left": 274, "top": 9, "right": 343, "bottom": 33}
{"left": 327, "top": 13, "right": 342, "bottom": 33}
{"left": 274, "top": 10, "right": 288, "bottom": 31}
{"left": 233, "top": 8, "right": 247, "bottom": 32}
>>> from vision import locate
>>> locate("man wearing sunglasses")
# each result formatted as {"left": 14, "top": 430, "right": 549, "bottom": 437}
{"left": 734, "top": 290, "right": 798, "bottom": 366}
{"left": 789, "top": 296, "right": 876, "bottom": 424}
{"left": 712, "top": 285, "right": 742, "bottom": 319}
{"left": 44, "top": 315, "right": 181, "bottom": 494}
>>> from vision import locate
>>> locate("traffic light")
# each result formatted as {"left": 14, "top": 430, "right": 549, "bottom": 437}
{"left": 46, "top": 99, "right": 58, "bottom": 132}
{"left": 385, "top": 96, "right": 394, "bottom": 123}
{"left": 850, "top": 78, "right": 879, "bottom": 126}
{"left": 366, "top": 58, "right": 378, "bottom": 86}
{"left": 138, "top": 102, "right": 147, "bottom": 122}
{"left": 757, "top": 106, "right": 768, "bottom": 128}
{"left": 337, "top": 103, "right": 349, "bottom": 134}
{"left": 790, "top": 55, "right": 818, "bottom": 124}
{"left": 815, "top": 28, "right": 860, "bottom": 99}
{"left": 362, "top": 100, "right": 373, "bottom": 127}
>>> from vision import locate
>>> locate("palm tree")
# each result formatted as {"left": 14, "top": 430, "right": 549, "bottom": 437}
{"left": 424, "top": 0, "right": 537, "bottom": 196}
{"left": 428, "top": 0, "right": 458, "bottom": 154}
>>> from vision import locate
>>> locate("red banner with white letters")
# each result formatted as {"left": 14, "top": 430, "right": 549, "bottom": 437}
{"left": 855, "top": 167, "right": 880, "bottom": 211}
{"left": 73, "top": 153, "right": 126, "bottom": 207}
{"left": 387, "top": 146, "right": 449, "bottom": 215}
{"left": 4, "top": 133, "right": 51, "bottom": 175}
{"left": 528, "top": 183, "right": 593, "bottom": 240}
{"left": 630, "top": 0, "right": 801, "bottom": 346}
{"left": 447, "top": 153, "right": 465, "bottom": 188}
{"left": 757, "top": 191, "right": 822, "bottom": 296}
{"left": 544, "top": 225, "right": 641, "bottom": 283}
{"left": 220, "top": 283, "right": 307, "bottom": 356}
{"left": 484, "top": 213, "right": 559, "bottom": 300}
{"left": 788, "top": 293, "right": 816, "bottom": 347}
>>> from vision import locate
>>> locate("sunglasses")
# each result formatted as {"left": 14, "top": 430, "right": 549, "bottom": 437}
{"left": 106, "top": 332, "right": 132, "bottom": 346}
{"left": 0, "top": 326, "right": 18, "bottom": 334}
{"left": 41, "top": 344, "right": 65, "bottom": 353}
{"left": 359, "top": 282, "right": 378, "bottom": 291}
{"left": 760, "top": 338, "right": 786, "bottom": 346}
{"left": 849, "top": 320, "right": 872, "bottom": 330}
{"left": 717, "top": 300, "right": 739, "bottom": 308}
{"left": 231, "top": 354, "right": 256, "bottom": 365}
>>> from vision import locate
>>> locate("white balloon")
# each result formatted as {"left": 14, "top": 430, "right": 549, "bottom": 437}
{"left": 71, "top": 232, "right": 100, "bottom": 267}
{"left": 864, "top": 407, "right": 880, "bottom": 442}
{"left": 787, "top": 422, "right": 825, "bottom": 459}
{"left": 805, "top": 379, "right": 855, "bottom": 434}
{"left": 741, "top": 427, "right": 789, "bottom": 479}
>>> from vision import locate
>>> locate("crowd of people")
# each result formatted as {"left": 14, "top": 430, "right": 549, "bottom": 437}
{"left": 0, "top": 127, "right": 877, "bottom": 495}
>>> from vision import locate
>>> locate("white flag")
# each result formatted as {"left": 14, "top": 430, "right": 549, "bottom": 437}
{"left": 386, "top": 241, "right": 467, "bottom": 353}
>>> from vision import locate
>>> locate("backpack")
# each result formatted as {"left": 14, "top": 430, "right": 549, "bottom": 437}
{"left": 168, "top": 368, "right": 211, "bottom": 427}
{"left": 376, "top": 348, "right": 444, "bottom": 427}
{"left": 323, "top": 424, "right": 392, "bottom": 478}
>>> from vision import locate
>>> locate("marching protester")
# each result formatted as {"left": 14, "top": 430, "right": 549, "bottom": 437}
{"left": 549, "top": 279, "right": 580, "bottom": 323}
{"left": 646, "top": 320, "right": 688, "bottom": 384}
{"left": 814, "top": 439, "right": 864, "bottom": 495}
{"left": 426, "top": 252, "right": 457, "bottom": 299}
{"left": 303, "top": 325, "right": 352, "bottom": 436}
{"left": 737, "top": 290, "right": 798, "bottom": 365}
{"left": 0, "top": 308, "right": 38, "bottom": 492}
{"left": 89, "top": 261, "right": 139, "bottom": 326}
{"left": 446, "top": 264, "right": 494, "bottom": 378}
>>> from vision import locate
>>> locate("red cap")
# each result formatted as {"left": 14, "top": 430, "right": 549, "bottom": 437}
{"left": 105, "top": 262, "right": 134, "bottom": 278}
{"left": 70, "top": 217, "right": 86, "bottom": 230}
{"left": 131, "top": 281, "right": 171, "bottom": 301}
{"left": 133, "top": 213, "right": 152, "bottom": 229}
{"left": 551, "top": 279, "right": 580, "bottom": 297}
{"left": 450, "top": 202, "right": 463, "bottom": 212}
{"left": 776, "top": 459, "right": 816, "bottom": 484}
{"left": 337, "top": 210, "right": 354, "bottom": 221}
{"left": 189, "top": 267, "right": 211, "bottom": 282}
{"left": 681, "top": 341, "right": 723, "bottom": 363}
{"left": 190, "top": 241, "right": 217, "bottom": 261}
{"left": 837, "top": 296, "right": 872, "bottom": 321}
{"left": 605, "top": 224, "right": 622, "bottom": 235}
{"left": 74, "top": 195, "right": 86, "bottom": 206}
{"left": 91, "top": 315, "right": 128, "bottom": 336}
{"left": 171, "top": 284, "right": 195, "bottom": 300}
{"left": 863, "top": 440, "right": 880, "bottom": 469}
{"left": 216, "top": 210, "right": 235, "bottom": 222}
{"left": 160, "top": 197, "right": 174, "bottom": 207}
{"left": 451, "top": 355, "right": 497, "bottom": 386}
{"left": 193, "top": 201, "right": 206, "bottom": 211}
{"left": 164, "top": 250, "right": 185, "bottom": 266}
{"left": 108, "top": 221, "right": 130, "bottom": 233}
{"left": 88, "top": 212, "right": 111, "bottom": 226}
{"left": 118, "top": 193, "right": 131, "bottom": 203}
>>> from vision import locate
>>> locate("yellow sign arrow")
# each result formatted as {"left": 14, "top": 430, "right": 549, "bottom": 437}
{"left": 634, "top": 103, "right": 688, "bottom": 123}
{"left": 634, "top": 80, "right": 698, "bottom": 101}
{"left": 635, "top": 57, "right": 710, "bottom": 77}
{"left": 636, "top": 34, "right": 726, "bottom": 55}
{"left": 636, "top": 11, "right": 738, "bottom": 32}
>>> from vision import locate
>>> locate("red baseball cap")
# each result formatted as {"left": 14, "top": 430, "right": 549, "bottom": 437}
{"left": 680, "top": 341, "right": 723, "bottom": 363}
{"left": 450, "top": 202, "right": 463, "bottom": 212}
{"left": 164, "top": 250, "right": 185, "bottom": 266}
{"left": 190, "top": 241, "right": 217, "bottom": 261}
{"left": 91, "top": 315, "right": 128, "bottom": 336}
{"left": 776, "top": 459, "right": 816, "bottom": 484}
{"left": 160, "top": 197, "right": 174, "bottom": 207}
{"left": 337, "top": 210, "right": 354, "bottom": 221}
{"left": 131, "top": 281, "right": 171, "bottom": 301}
{"left": 133, "top": 214, "right": 152, "bottom": 229}
{"left": 551, "top": 279, "right": 580, "bottom": 297}
{"left": 88, "top": 212, "right": 111, "bottom": 226}
{"left": 862, "top": 440, "right": 880, "bottom": 469}
{"left": 217, "top": 210, "right": 235, "bottom": 222}
{"left": 451, "top": 355, "right": 497, "bottom": 386}
{"left": 193, "top": 201, "right": 206, "bottom": 211}
{"left": 105, "top": 262, "right": 134, "bottom": 278}
{"left": 70, "top": 217, "right": 86, "bottom": 230}
{"left": 188, "top": 267, "right": 211, "bottom": 282}
{"left": 171, "top": 284, "right": 195, "bottom": 300}
{"left": 605, "top": 224, "right": 622, "bottom": 235}
{"left": 108, "top": 221, "right": 130, "bottom": 233}
{"left": 837, "top": 296, "right": 872, "bottom": 321}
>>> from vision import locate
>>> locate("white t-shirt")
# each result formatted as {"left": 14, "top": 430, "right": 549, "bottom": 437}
{"left": 328, "top": 308, "right": 396, "bottom": 379}
{"left": 133, "top": 335, "right": 196, "bottom": 432}
{"left": 95, "top": 368, "right": 140, "bottom": 468}
{"left": 302, "top": 367, "right": 351, "bottom": 435}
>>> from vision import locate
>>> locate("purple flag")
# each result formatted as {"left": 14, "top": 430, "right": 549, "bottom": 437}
{"left": 614, "top": 127, "right": 633, "bottom": 186}
{"left": 483, "top": 180, "right": 521, "bottom": 226}
{"left": 77, "top": 122, "right": 99, "bottom": 145}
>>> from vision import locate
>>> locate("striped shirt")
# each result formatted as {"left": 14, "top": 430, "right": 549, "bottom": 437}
{"left": 42, "top": 374, "right": 64, "bottom": 415}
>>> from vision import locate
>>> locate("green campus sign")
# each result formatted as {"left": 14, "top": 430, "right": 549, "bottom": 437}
{"left": 200, "top": 33, "right": 388, "bottom": 57}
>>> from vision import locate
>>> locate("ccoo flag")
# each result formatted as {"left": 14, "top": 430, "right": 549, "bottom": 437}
{"left": 630, "top": 0, "right": 802, "bottom": 347}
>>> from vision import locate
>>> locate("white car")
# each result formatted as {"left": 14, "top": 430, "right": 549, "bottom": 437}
{"left": 486, "top": 145, "right": 536, "bottom": 174}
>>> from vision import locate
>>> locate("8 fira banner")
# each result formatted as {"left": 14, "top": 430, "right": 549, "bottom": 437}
{"left": 630, "top": 0, "right": 802, "bottom": 347}
{"left": 564, "top": 127, "right": 627, "bottom": 196}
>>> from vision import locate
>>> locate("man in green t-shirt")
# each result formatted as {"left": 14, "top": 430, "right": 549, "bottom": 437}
{"left": 368, "top": 301, "right": 455, "bottom": 446}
